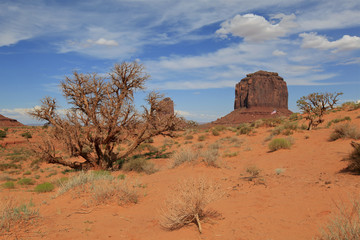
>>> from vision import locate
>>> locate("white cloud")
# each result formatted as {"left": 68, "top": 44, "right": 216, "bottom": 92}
{"left": 300, "top": 32, "right": 360, "bottom": 52}
{"left": 91, "top": 38, "right": 118, "bottom": 46}
{"left": 272, "top": 49, "right": 287, "bottom": 56}
{"left": 148, "top": 80, "right": 236, "bottom": 90}
{"left": 216, "top": 13, "right": 297, "bottom": 42}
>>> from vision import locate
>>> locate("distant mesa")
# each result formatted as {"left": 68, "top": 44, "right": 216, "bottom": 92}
{"left": 213, "top": 70, "right": 292, "bottom": 125}
{"left": 0, "top": 114, "right": 23, "bottom": 127}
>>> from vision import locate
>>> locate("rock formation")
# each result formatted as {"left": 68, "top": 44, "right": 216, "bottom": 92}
{"left": 212, "top": 70, "right": 292, "bottom": 125}
{"left": 0, "top": 114, "right": 23, "bottom": 127}
{"left": 234, "top": 70, "right": 288, "bottom": 109}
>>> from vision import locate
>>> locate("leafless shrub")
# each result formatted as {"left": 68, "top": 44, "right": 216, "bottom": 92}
{"left": 29, "top": 62, "right": 180, "bottom": 170}
{"left": 329, "top": 123, "right": 360, "bottom": 141}
{"left": 160, "top": 178, "right": 223, "bottom": 233}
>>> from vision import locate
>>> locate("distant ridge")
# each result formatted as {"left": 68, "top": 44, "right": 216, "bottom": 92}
{"left": 0, "top": 114, "right": 23, "bottom": 127}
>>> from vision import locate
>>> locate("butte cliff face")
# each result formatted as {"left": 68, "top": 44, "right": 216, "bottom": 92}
{"left": 0, "top": 114, "right": 23, "bottom": 127}
{"left": 234, "top": 70, "right": 288, "bottom": 110}
{"left": 212, "top": 70, "right": 291, "bottom": 125}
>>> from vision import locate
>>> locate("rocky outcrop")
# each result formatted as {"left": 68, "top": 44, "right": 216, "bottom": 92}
{"left": 0, "top": 114, "right": 23, "bottom": 127}
{"left": 234, "top": 70, "right": 288, "bottom": 109}
{"left": 212, "top": 70, "right": 292, "bottom": 125}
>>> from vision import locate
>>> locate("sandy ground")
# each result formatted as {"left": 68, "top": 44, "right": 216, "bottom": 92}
{"left": 1, "top": 108, "right": 360, "bottom": 240}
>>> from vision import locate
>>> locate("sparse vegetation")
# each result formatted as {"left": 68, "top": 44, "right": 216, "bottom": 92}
{"left": 341, "top": 101, "right": 360, "bottom": 111}
{"left": 17, "top": 178, "right": 34, "bottom": 186}
{"left": 21, "top": 131, "right": 32, "bottom": 139}
{"left": 34, "top": 182, "right": 55, "bottom": 193}
{"left": 246, "top": 166, "right": 261, "bottom": 180}
{"left": 316, "top": 199, "right": 360, "bottom": 240}
{"left": 2, "top": 181, "right": 15, "bottom": 189}
{"left": 326, "top": 116, "right": 351, "bottom": 127}
{"left": 268, "top": 138, "right": 292, "bottom": 152}
{"left": 160, "top": 178, "right": 223, "bottom": 233}
{"left": 297, "top": 92, "right": 342, "bottom": 130}
{"left": 197, "top": 135, "right": 206, "bottom": 141}
{"left": 329, "top": 123, "right": 360, "bottom": 141}
{"left": 0, "top": 198, "right": 38, "bottom": 232}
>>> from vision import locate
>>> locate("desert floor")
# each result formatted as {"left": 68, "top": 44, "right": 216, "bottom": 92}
{"left": 1, "top": 108, "right": 360, "bottom": 240}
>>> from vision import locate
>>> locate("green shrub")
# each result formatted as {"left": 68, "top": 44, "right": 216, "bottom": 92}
{"left": 341, "top": 101, "right": 360, "bottom": 111}
{"left": 237, "top": 123, "right": 253, "bottom": 135}
{"left": 268, "top": 138, "right": 292, "bottom": 152}
{"left": 23, "top": 171, "right": 31, "bottom": 176}
{"left": 0, "top": 130, "right": 6, "bottom": 139}
{"left": 289, "top": 113, "right": 302, "bottom": 121}
{"left": 34, "top": 182, "right": 55, "bottom": 193}
{"left": 197, "top": 135, "right": 206, "bottom": 141}
{"left": 21, "top": 132, "right": 32, "bottom": 139}
{"left": 329, "top": 123, "right": 360, "bottom": 141}
{"left": 122, "top": 158, "right": 158, "bottom": 174}
{"left": 2, "top": 181, "right": 15, "bottom": 189}
{"left": 211, "top": 129, "right": 220, "bottom": 136}
{"left": 326, "top": 116, "right": 351, "bottom": 127}
{"left": 17, "top": 178, "right": 34, "bottom": 186}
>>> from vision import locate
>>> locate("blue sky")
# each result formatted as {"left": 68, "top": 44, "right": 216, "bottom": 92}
{"left": 0, "top": 0, "right": 359, "bottom": 124}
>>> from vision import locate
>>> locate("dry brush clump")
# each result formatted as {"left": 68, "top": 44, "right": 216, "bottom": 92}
{"left": 55, "top": 171, "right": 139, "bottom": 205}
{"left": 344, "top": 141, "right": 360, "bottom": 173}
{"left": 170, "top": 147, "right": 199, "bottom": 168}
{"left": 30, "top": 61, "right": 181, "bottom": 170}
{"left": 316, "top": 199, "right": 360, "bottom": 240}
{"left": 160, "top": 178, "right": 223, "bottom": 233}
{"left": 329, "top": 123, "right": 360, "bottom": 141}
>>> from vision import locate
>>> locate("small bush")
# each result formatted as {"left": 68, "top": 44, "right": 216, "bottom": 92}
{"left": 34, "top": 182, "right": 55, "bottom": 193}
{"left": 171, "top": 147, "right": 198, "bottom": 168}
{"left": 246, "top": 166, "right": 261, "bottom": 179}
{"left": 237, "top": 123, "right": 253, "bottom": 135}
{"left": 268, "top": 138, "right": 292, "bottom": 152}
{"left": 211, "top": 129, "right": 220, "bottom": 136}
{"left": 316, "top": 200, "right": 360, "bottom": 240}
{"left": 197, "top": 135, "right": 206, "bottom": 141}
{"left": 160, "top": 178, "right": 223, "bottom": 233}
{"left": 91, "top": 179, "right": 139, "bottom": 205}
{"left": 289, "top": 113, "right": 302, "bottom": 121}
{"left": 184, "top": 135, "right": 194, "bottom": 140}
{"left": 2, "top": 181, "right": 15, "bottom": 189}
{"left": 341, "top": 101, "right": 360, "bottom": 111}
{"left": 0, "top": 198, "right": 38, "bottom": 232}
{"left": 201, "top": 149, "right": 221, "bottom": 167}
{"left": 17, "top": 178, "right": 34, "bottom": 186}
{"left": 0, "top": 130, "right": 6, "bottom": 139}
{"left": 122, "top": 158, "right": 158, "bottom": 174}
{"left": 0, "top": 163, "right": 21, "bottom": 171}
{"left": 329, "top": 123, "right": 360, "bottom": 141}
{"left": 21, "top": 132, "right": 32, "bottom": 139}
{"left": 345, "top": 142, "right": 360, "bottom": 173}
{"left": 23, "top": 171, "right": 31, "bottom": 176}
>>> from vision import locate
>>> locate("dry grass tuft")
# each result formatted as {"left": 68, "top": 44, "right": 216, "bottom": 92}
{"left": 160, "top": 178, "right": 223, "bottom": 233}
{"left": 0, "top": 198, "right": 38, "bottom": 232}
{"left": 316, "top": 199, "right": 360, "bottom": 240}
{"left": 329, "top": 123, "right": 360, "bottom": 141}
{"left": 170, "top": 147, "right": 198, "bottom": 168}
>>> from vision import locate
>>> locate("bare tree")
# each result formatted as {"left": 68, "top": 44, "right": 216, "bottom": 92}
{"left": 30, "top": 62, "right": 180, "bottom": 170}
{"left": 296, "top": 92, "right": 342, "bottom": 130}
